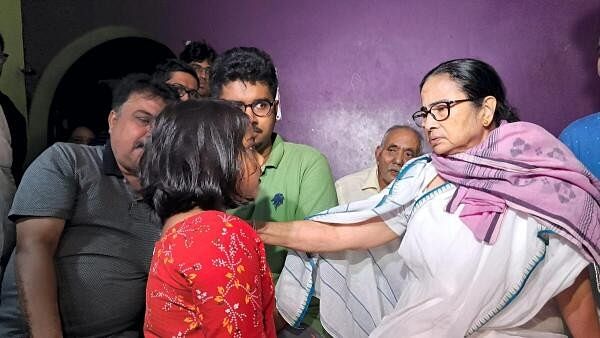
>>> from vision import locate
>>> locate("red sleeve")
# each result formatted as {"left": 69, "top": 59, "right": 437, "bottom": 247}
{"left": 144, "top": 211, "right": 275, "bottom": 338}
{"left": 257, "top": 235, "right": 276, "bottom": 338}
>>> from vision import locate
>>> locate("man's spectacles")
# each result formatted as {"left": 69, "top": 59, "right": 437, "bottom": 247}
{"left": 412, "top": 98, "right": 476, "bottom": 127}
{"left": 167, "top": 83, "right": 199, "bottom": 99}
{"left": 190, "top": 63, "right": 211, "bottom": 76}
{"left": 0, "top": 53, "right": 8, "bottom": 65}
{"left": 229, "top": 99, "right": 276, "bottom": 117}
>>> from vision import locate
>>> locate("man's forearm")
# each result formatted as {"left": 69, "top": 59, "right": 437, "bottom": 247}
{"left": 16, "top": 248, "right": 62, "bottom": 337}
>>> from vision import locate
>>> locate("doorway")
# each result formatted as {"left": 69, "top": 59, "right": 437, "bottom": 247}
{"left": 47, "top": 37, "right": 174, "bottom": 145}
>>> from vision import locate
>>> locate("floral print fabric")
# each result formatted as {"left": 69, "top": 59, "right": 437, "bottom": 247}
{"left": 144, "top": 210, "right": 275, "bottom": 338}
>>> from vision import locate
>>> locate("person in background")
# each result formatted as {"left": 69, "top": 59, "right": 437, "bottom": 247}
{"left": 0, "top": 32, "right": 26, "bottom": 184}
{"left": 5, "top": 74, "right": 177, "bottom": 337}
{"left": 140, "top": 99, "right": 275, "bottom": 337}
{"left": 0, "top": 106, "right": 15, "bottom": 285}
{"left": 308, "top": 124, "right": 422, "bottom": 338}
{"left": 559, "top": 36, "right": 600, "bottom": 178}
{"left": 335, "top": 125, "right": 422, "bottom": 204}
{"left": 67, "top": 125, "right": 95, "bottom": 145}
{"left": 0, "top": 107, "right": 23, "bottom": 338}
{"left": 559, "top": 34, "right": 600, "bottom": 326}
{"left": 180, "top": 40, "right": 217, "bottom": 97}
{"left": 154, "top": 58, "right": 200, "bottom": 101}
{"left": 211, "top": 47, "right": 338, "bottom": 337}
{"left": 258, "top": 58, "right": 600, "bottom": 337}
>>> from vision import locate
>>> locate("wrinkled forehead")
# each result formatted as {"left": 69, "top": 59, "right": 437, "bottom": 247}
{"left": 383, "top": 128, "right": 420, "bottom": 147}
{"left": 420, "top": 73, "right": 465, "bottom": 104}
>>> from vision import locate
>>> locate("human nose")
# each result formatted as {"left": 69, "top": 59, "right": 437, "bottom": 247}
{"left": 422, "top": 112, "right": 438, "bottom": 130}
{"left": 144, "top": 120, "right": 155, "bottom": 136}
{"left": 391, "top": 152, "right": 404, "bottom": 165}
{"left": 401, "top": 152, "right": 414, "bottom": 165}
{"left": 242, "top": 104, "right": 256, "bottom": 121}
{"left": 242, "top": 106, "right": 258, "bottom": 122}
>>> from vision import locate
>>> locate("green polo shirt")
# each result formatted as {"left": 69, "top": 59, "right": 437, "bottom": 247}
{"left": 230, "top": 133, "right": 337, "bottom": 335}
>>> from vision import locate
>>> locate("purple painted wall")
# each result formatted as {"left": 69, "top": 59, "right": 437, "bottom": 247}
{"left": 22, "top": 1, "right": 600, "bottom": 178}
{"left": 159, "top": 1, "right": 600, "bottom": 178}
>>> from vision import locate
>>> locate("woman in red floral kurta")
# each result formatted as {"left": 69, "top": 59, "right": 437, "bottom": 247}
{"left": 145, "top": 210, "right": 274, "bottom": 338}
{"left": 140, "top": 100, "right": 275, "bottom": 337}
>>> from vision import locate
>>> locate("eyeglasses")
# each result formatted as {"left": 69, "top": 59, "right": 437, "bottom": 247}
{"left": 167, "top": 83, "right": 199, "bottom": 99}
{"left": 228, "top": 99, "right": 276, "bottom": 117}
{"left": 0, "top": 53, "right": 8, "bottom": 65}
{"left": 190, "top": 63, "right": 211, "bottom": 76}
{"left": 412, "top": 98, "right": 476, "bottom": 127}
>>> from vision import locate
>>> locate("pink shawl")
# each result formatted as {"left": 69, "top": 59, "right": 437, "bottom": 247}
{"left": 431, "top": 121, "right": 600, "bottom": 263}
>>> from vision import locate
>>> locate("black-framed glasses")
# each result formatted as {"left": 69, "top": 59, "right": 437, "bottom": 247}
{"left": 167, "top": 83, "right": 199, "bottom": 99}
{"left": 412, "top": 98, "right": 476, "bottom": 127}
{"left": 228, "top": 99, "right": 276, "bottom": 117}
{"left": 190, "top": 63, "right": 211, "bottom": 76}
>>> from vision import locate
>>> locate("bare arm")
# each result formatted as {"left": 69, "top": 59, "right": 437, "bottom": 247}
{"left": 15, "top": 217, "right": 65, "bottom": 338}
{"left": 556, "top": 268, "right": 600, "bottom": 338}
{"left": 257, "top": 217, "right": 399, "bottom": 253}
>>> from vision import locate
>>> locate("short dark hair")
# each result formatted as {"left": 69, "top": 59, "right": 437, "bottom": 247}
{"left": 210, "top": 47, "right": 278, "bottom": 98}
{"left": 111, "top": 73, "right": 178, "bottom": 111}
{"left": 153, "top": 58, "right": 199, "bottom": 85}
{"left": 419, "top": 58, "right": 519, "bottom": 126}
{"left": 179, "top": 40, "right": 217, "bottom": 64}
{"left": 381, "top": 125, "right": 423, "bottom": 155}
{"left": 140, "top": 99, "right": 252, "bottom": 221}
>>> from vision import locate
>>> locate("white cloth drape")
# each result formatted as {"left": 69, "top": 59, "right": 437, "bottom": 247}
{"left": 275, "top": 156, "right": 587, "bottom": 337}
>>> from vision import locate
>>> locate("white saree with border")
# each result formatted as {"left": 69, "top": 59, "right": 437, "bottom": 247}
{"left": 275, "top": 156, "right": 588, "bottom": 337}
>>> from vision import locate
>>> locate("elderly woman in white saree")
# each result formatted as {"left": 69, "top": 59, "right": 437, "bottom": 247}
{"left": 258, "top": 59, "right": 600, "bottom": 338}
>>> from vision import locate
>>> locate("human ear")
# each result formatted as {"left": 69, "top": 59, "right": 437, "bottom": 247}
{"left": 107, "top": 110, "right": 118, "bottom": 133}
{"left": 375, "top": 145, "right": 383, "bottom": 162}
{"left": 480, "top": 96, "right": 497, "bottom": 127}
{"left": 273, "top": 101, "right": 281, "bottom": 121}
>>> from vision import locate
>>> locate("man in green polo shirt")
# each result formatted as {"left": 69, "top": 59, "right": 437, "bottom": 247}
{"left": 211, "top": 47, "right": 337, "bottom": 337}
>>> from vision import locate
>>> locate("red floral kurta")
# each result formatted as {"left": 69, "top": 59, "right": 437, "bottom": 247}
{"left": 144, "top": 210, "right": 276, "bottom": 338}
